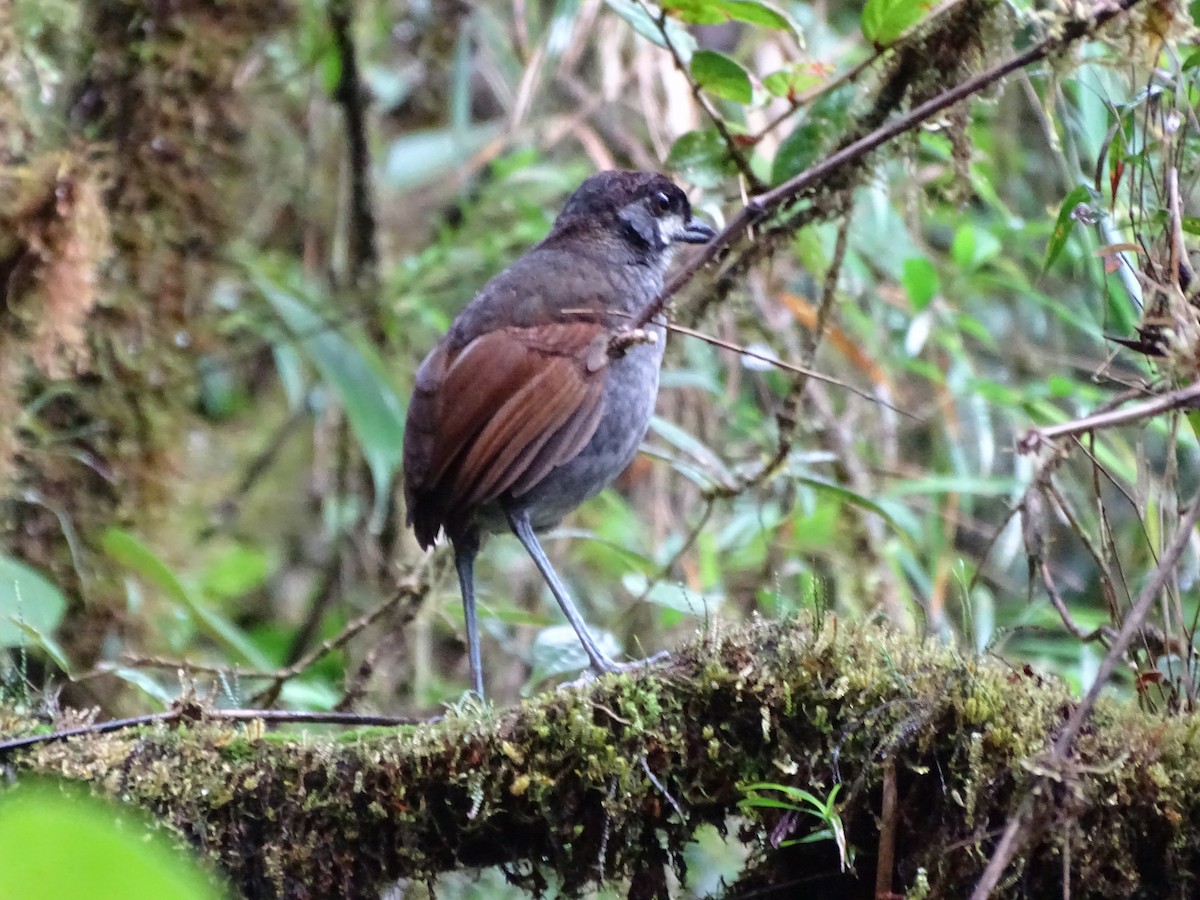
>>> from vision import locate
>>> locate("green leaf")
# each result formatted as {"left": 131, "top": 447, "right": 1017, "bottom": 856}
{"left": 449, "top": 26, "right": 473, "bottom": 131}
{"left": 793, "top": 827, "right": 837, "bottom": 845}
{"left": 741, "top": 782, "right": 830, "bottom": 809}
{"left": 1187, "top": 410, "right": 1200, "bottom": 445}
{"left": 1044, "top": 184, "right": 1095, "bottom": 272}
{"left": 0, "top": 784, "right": 222, "bottom": 900}
{"left": 772, "top": 123, "right": 825, "bottom": 185}
{"left": 770, "top": 89, "right": 852, "bottom": 185}
{"left": 200, "top": 545, "right": 271, "bottom": 600}
{"left": 103, "top": 666, "right": 177, "bottom": 705}
{"left": 901, "top": 257, "right": 939, "bottom": 310}
{"left": 7, "top": 620, "right": 72, "bottom": 676}
{"left": 0, "top": 556, "right": 66, "bottom": 650}
{"left": 319, "top": 49, "right": 342, "bottom": 97}
{"left": 762, "top": 63, "right": 828, "bottom": 98}
{"left": 649, "top": 416, "right": 735, "bottom": 485}
{"left": 255, "top": 274, "right": 407, "bottom": 531}
{"left": 383, "top": 123, "right": 502, "bottom": 189}
{"left": 662, "top": 0, "right": 798, "bottom": 32}
{"left": 738, "top": 796, "right": 807, "bottom": 811}
{"left": 950, "top": 225, "right": 976, "bottom": 268}
{"left": 622, "top": 572, "right": 723, "bottom": 616}
{"left": 667, "top": 129, "right": 733, "bottom": 189}
{"left": 785, "top": 503, "right": 839, "bottom": 553}
{"left": 604, "top": 0, "right": 697, "bottom": 61}
{"left": 861, "top": 0, "right": 926, "bottom": 45}
{"left": 102, "top": 529, "right": 190, "bottom": 606}
{"left": 526, "top": 624, "right": 621, "bottom": 685}
{"left": 691, "top": 50, "right": 753, "bottom": 104}
{"left": 882, "top": 475, "right": 1021, "bottom": 497}
{"left": 950, "top": 224, "right": 1000, "bottom": 270}
{"left": 1047, "top": 374, "right": 1077, "bottom": 398}
{"left": 103, "top": 529, "right": 271, "bottom": 669}
{"left": 787, "top": 473, "right": 911, "bottom": 539}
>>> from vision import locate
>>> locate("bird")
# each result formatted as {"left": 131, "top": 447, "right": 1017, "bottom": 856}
{"left": 402, "top": 169, "right": 715, "bottom": 698}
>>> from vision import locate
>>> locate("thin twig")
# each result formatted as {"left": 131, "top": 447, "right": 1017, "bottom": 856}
{"left": 334, "top": 645, "right": 380, "bottom": 712}
{"left": 634, "top": 496, "right": 715, "bottom": 604}
{"left": 637, "top": 3, "right": 764, "bottom": 191}
{"left": 705, "top": 209, "right": 853, "bottom": 498}
{"left": 280, "top": 533, "right": 349, "bottom": 672}
{"left": 876, "top": 758, "right": 898, "bottom": 899}
{"left": 253, "top": 573, "right": 427, "bottom": 706}
{"left": 970, "top": 497, "right": 1200, "bottom": 899}
{"left": 575, "top": 304, "right": 910, "bottom": 413}
{"left": 206, "top": 405, "right": 310, "bottom": 536}
{"left": 753, "top": 0, "right": 969, "bottom": 143}
{"left": 0, "top": 706, "right": 433, "bottom": 756}
{"left": 755, "top": 54, "right": 877, "bottom": 143}
{"left": 1040, "top": 561, "right": 1117, "bottom": 645}
{"left": 665, "top": 320, "right": 913, "bottom": 417}
{"left": 1041, "top": 477, "right": 1122, "bottom": 628}
{"left": 750, "top": 209, "right": 853, "bottom": 491}
{"left": 1018, "top": 379, "right": 1200, "bottom": 453}
{"left": 1167, "top": 166, "right": 1196, "bottom": 290}
{"left": 640, "top": 756, "right": 685, "bottom": 821}
{"left": 964, "top": 501, "right": 1024, "bottom": 599}
{"left": 99, "top": 657, "right": 276, "bottom": 679}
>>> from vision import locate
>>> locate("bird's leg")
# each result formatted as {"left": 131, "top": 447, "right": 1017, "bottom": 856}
{"left": 506, "top": 507, "right": 619, "bottom": 675}
{"left": 452, "top": 532, "right": 486, "bottom": 699}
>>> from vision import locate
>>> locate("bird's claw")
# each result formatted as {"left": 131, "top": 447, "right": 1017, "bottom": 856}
{"left": 557, "top": 650, "right": 672, "bottom": 692}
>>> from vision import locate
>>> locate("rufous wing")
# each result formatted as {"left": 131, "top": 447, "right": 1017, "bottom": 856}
{"left": 402, "top": 321, "right": 610, "bottom": 545}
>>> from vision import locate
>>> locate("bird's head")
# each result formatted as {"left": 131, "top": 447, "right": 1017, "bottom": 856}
{"left": 552, "top": 170, "right": 716, "bottom": 260}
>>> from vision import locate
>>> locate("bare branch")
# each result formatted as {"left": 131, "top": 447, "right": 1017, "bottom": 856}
{"left": 1018, "top": 379, "right": 1200, "bottom": 453}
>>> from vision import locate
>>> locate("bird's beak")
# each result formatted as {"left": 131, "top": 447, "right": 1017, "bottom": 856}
{"left": 678, "top": 218, "right": 716, "bottom": 244}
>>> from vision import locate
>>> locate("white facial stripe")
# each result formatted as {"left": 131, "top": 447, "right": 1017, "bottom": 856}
{"left": 659, "top": 213, "right": 688, "bottom": 245}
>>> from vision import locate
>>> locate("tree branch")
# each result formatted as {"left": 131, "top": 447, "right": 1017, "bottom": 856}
{"left": 327, "top": 0, "right": 379, "bottom": 288}
{"left": 618, "top": 0, "right": 1146, "bottom": 341}
{"left": 6, "top": 617, "right": 1200, "bottom": 898}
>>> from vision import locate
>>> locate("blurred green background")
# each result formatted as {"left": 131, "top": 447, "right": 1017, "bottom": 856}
{"left": 1, "top": 0, "right": 1198, "bottom": 891}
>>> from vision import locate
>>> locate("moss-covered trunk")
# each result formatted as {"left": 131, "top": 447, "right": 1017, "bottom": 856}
{"left": 3, "top": 618, "right": 1198, "bottom": 898}
{"left": 0, "top": 0, "right": 291, "bottom": 673}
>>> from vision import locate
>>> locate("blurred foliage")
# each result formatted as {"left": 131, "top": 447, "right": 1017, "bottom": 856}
{"left": 0, "top": 0, "right": 1198, "bottom": 891}
{"left": 0, "top": 781, "right": 225, "bottom": 899}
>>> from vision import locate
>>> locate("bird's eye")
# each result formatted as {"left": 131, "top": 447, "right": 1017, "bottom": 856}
{"left": 651, "top": 190, "right": 672, "bottom": 215}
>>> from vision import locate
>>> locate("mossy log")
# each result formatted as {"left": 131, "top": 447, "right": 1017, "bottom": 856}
{"left": 3, "top": 617, "right": 1199, "bottom": 898}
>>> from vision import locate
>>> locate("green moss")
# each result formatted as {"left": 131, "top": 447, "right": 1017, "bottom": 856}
{"left": 6, "top": 618, "right": 1200, "bottom": 897}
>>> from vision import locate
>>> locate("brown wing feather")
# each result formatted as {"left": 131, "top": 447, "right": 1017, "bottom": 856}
{"left": 457, "top": 358, "right": 591, "bottom": 507}
{"left": 506, "top": 377, "right": 604, "bottom": 498}
{"left": 417, "top": 334, "right": 536, "bottom": 489}
{"left": 403, "top": 342, "right": 453, "bottom": 547}
{"left": 402, "top": 321, "right": 609, "bottom": 545}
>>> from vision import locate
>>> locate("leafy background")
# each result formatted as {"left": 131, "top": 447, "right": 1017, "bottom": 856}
{"left": 1, "top": 0, "right": 1198, "bottom": 893}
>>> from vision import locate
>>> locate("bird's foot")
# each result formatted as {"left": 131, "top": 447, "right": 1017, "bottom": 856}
{"left": 558, "top": 650, "right": 672, "bottom": 691}
{"left": 602, "top": 650, "right": 671, "bottom": 673}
